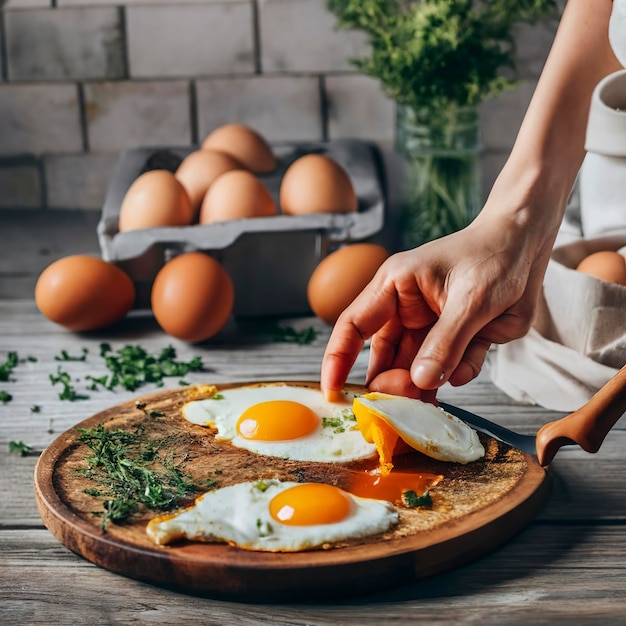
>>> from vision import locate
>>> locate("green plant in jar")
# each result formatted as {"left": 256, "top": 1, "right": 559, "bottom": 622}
{"left": 327, "top": 0, "right": 558, "bottom": 246}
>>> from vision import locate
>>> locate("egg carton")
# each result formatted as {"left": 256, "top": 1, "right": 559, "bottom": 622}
{"left": 97, "top": 139, "right": 393, "bottom": 317}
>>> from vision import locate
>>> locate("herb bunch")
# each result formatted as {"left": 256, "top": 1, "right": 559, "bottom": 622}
{"left": 327, "top": 0, "right": 557, "bottom": 112}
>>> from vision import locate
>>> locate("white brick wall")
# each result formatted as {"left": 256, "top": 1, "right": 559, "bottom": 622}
{"left": 0, "top": 1, "right": 559, "bottom": 212}
{"left": 126, "top": 3, "right": 255, "bottom": 78}
{"left": 5, "top": 7, "right": 125, "bottom": 81}
{"left": 259, "top": 0, "right": 369, "bottom": 73}
{"left": 196, "top": 75, "right": 322, "bottom": 142}
{"left": 84, "top": 80, "right": 192, "bottom": 151}
{"left": 0, "top": 84, "right": 82, "bottom": 154}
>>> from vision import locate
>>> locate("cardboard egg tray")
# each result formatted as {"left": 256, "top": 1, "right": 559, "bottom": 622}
{"left": 97, "top": 139, "right": 393, "bottom": 317}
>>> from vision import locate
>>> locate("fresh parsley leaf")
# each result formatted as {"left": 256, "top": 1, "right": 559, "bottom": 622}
{"left": 402, "top": 490, "right": 433, "bottom": 508}
{"left": 0, "top": 390, "right": 12, "bottom": 404}
{"left": 9, "top": 440, "right": 33, "bottom": 456}
{"left": 55, "top": 348, "right": 88, "bottom": 362}
{"left": 0, "top": 351, "right": 18, "bottom": 382}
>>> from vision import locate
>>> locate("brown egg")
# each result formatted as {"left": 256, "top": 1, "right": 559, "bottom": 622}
{"left": 307, "top": 243, "right": 389, "bottom": 325}
{"left": 151, "top": 252, "right": 234, "bottom": 342}
{"left": 118, "top": 170, "right": 193, "bottom": 232}
{"left": 280, "top": 154, "right": 358, "bottom": 215}
{"left": 35, "top": 255, "right": 135, "bottom": 331}
{"left": 199, "top": 170, "right": 277, "bottom": 224}
{"left": 576, "top": 251, "right": 626, "bottom": 285}
{"left": 175, "top": 150, "right": 242, "bottom": 218}
{"left": 201, "top": 124, "right": 276, "bottom": 173}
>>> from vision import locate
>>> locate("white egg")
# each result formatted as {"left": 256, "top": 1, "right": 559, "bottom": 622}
{"left": 182, "top": 384, "right": 377, "bottom": 463}
{"left": 353, "top": 392, "right": 485, "bottom": 464}
{"left": 146, "top": 480, "right": 398, "bottom": 551}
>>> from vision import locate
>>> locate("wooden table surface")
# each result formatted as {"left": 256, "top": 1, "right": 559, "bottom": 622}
{"left": 2, "top": 298, "right": 626, "bottom": 625}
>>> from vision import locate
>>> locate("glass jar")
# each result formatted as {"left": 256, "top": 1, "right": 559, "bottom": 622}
{"left": 395, "top": 104, "right": 482, "bottom": 248}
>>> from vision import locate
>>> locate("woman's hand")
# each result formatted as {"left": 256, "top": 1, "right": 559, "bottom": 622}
{"left": 320, "top": 204, "right": 557, "bottom": 399}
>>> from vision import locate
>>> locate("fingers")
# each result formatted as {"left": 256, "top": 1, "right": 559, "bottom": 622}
{"left": 320, "top": 275, "right": 398, "bottom": 399}
{"left": 447, "top": 337, "right": 491, "bottom": 386}
{"left": 369, "top": 368, "right": 438, "bottom": 403}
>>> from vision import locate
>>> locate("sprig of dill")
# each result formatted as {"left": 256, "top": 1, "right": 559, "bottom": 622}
{"left": 77, "top": 424, "right": 215, "bottom": 531}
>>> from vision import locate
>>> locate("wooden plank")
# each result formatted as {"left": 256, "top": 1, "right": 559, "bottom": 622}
{"left": 2, "top": 525, "right": 626, "bottom": 624}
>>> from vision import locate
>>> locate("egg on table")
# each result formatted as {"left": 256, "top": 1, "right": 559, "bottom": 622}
{"left": 146, "top": 479, "right": 398, "bottom": 551}
{"left": 150, "top": 252, "right": 234, "bottom": 342}
{"left": 352, "top": 392, "right": 485, "bottom": 475}
{"left": 182, "top": 383, "right": 377, "bottom": 463}
{"left": 35, "top": 255, "right": 135, "bottom": 332}
{"left": 307, "top": 243, "right": 389, "bottom": 325}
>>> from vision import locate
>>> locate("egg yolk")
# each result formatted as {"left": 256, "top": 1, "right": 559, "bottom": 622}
{"left": 346, "top": 469, "right": 442, "bottom": 504}
{"left": 237, "top": 400, "right": 319, "bottom": 441}
{"left": 352, "top": 394, "right": 399, "bottom": 476}
{"left": 269, "top": 483, "right": 353, "bottom": 526}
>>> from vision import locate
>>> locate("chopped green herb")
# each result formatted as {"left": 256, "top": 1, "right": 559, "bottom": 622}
{"left": 256, "top": 518, "right": 273, "bottom": 537}
{"left": 30, "top": 405, "right": 41, "bottom": 413}
{"left": 9, "top": 440, "right": 33, "bottom": 456}
{"left": 0, "top": 351, "right": 18, "bottom": 382}
{"left": 340, "top": 408, "right": 356, "bottom": 422}
{"left": 322, "top": 410, "right": 356, "bottom": 433}
{"left": 322, "top": 416, "right": 345, "bottom": 433}
{"left": 253, "top": 480, "right": 271, "bottom": 492}
{"left": 402, "top": 490, "right": 433, "bottom": 508}
{"left": 212, "top": 393, "right": 224, "bottom": 400}
{"left": 49, "top": 368, "right": 89, "bottom": 401}
{"left": 149, "top": 410, "right": 165, "bottom": 418}
{"left": 27, "top": 355, "right": 38, "bottom": 362}
{"left": 178, "top": 379, "right": 190, "bottom": 386}
{"left": 77, "top": 424, "right": 209, "bottom": 531}
{"left": 271, "top": 325, "right": 319, "bottom": 345}
{"left": 97, "top": 344, "right": 203, "bottom": 392}
{"left": 0, "top": 390, "right": 12, "bottom": 404}
{"left": 55, "top": 348, "right": 88, "bottom": 362}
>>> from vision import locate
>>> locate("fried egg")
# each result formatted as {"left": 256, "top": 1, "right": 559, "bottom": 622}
{"left": 353, "top": 392, "right": 485, "bottom": 474}
{"left": 146, "top": 480, "right": 398, "bottom": 551}
{"left": 182, "top": 384, "right": 377, "bottom": 463}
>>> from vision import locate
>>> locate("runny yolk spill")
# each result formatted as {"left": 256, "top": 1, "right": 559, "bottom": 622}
{"left": 346, "top": 469, "right": 443, "bottom": 505}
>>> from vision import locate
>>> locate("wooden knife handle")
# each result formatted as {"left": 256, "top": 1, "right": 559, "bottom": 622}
{"left": 536, "top": 363, "right": 626, "bottom": 466}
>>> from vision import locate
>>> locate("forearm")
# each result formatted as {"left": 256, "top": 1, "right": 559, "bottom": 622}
{"left": 483, "top": 0, "right": 621, "bottom": 235}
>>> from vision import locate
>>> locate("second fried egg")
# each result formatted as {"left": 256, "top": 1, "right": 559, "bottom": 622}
{"left": 182, "top": 383, "right": 378, "bottom": 463}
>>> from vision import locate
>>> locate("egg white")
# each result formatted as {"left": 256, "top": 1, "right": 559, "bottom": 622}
{"left": 354, "top": 393, "right": 485, "bottom": 464}
{"left": 182, "top": 384, "right": 377, "bottom": 463}
{"left": 146, "top": 480, "right": 398, "bottom": 551}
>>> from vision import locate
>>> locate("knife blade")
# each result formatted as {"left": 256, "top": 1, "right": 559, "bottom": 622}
{"left": 439, "top": 363, "right": 626, "bottom": 466}
{"left": 438, "top": 401, "right": 538, "bottom": 457}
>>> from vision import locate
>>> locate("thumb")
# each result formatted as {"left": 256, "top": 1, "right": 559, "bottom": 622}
{"left": 410, "top": 302, "right": 488, "bottom": 389}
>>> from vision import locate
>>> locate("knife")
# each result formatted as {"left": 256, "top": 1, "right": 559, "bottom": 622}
{"left": 438, "top": 363, "right": 626, "bottom": 466}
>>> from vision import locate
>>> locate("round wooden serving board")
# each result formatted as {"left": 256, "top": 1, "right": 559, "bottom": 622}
{"left": 34, "top": 382, "right": 550, "bottom": 601}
